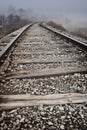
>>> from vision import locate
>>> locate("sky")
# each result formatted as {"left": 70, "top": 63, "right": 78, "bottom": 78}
{"left": 0, "top": 0, "right": 87, "bottom": 27}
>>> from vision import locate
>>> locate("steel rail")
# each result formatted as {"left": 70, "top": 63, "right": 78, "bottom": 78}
{"left": 0, "top": 23, "right": 33, "bottom": 64}
{"left": 40, "top": 23, "right": 87, "bottom": 51}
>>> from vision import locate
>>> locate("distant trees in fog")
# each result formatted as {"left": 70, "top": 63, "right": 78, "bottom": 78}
{"left": 0, "top": 11, "right": 30, "bottom": 36}
{"left": 0, "top": 5, "right": 33, "bottom": 34}
{"left": 0, "top": 14, "right": 29, "bottom": 27}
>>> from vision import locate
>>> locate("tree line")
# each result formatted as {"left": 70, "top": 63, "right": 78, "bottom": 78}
{"left": 0, "top": 14, "right": 31, "bottom": 37}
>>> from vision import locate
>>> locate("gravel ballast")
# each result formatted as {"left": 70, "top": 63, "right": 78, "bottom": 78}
{"left": 0, "top": 73, "right": 87, "bottom": 95}
{"left": 0, "top": 103, "right": 87, "bottom": 130}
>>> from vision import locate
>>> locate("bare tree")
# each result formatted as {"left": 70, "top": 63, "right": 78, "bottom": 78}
{"left": 8, "top": 5, "right": 16, "bottom": 15}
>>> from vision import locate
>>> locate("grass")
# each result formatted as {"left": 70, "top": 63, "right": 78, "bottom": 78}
{"left": 47, "top": 21, "right": 87, "bottom": 40}
{"left": 47, "top": 21, "right": 66, "bottom": 31}
{"left": 71, "top": 30, "right": 87, "bottom": 40}
{"left": 0, "top": 21, "right": 32, "bottom": 39}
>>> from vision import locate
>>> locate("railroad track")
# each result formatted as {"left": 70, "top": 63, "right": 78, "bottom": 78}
{"left": 0, "top": 23, "right": 87, "bottom": 130}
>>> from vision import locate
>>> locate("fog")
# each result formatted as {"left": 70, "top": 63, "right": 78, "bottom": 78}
{"left": 0, "top": 0, "right": 87, "bottom": 28}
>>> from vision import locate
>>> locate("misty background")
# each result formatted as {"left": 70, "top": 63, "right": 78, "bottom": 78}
{"left": 0, "top": 0, "right": 87, "bottom": 30}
